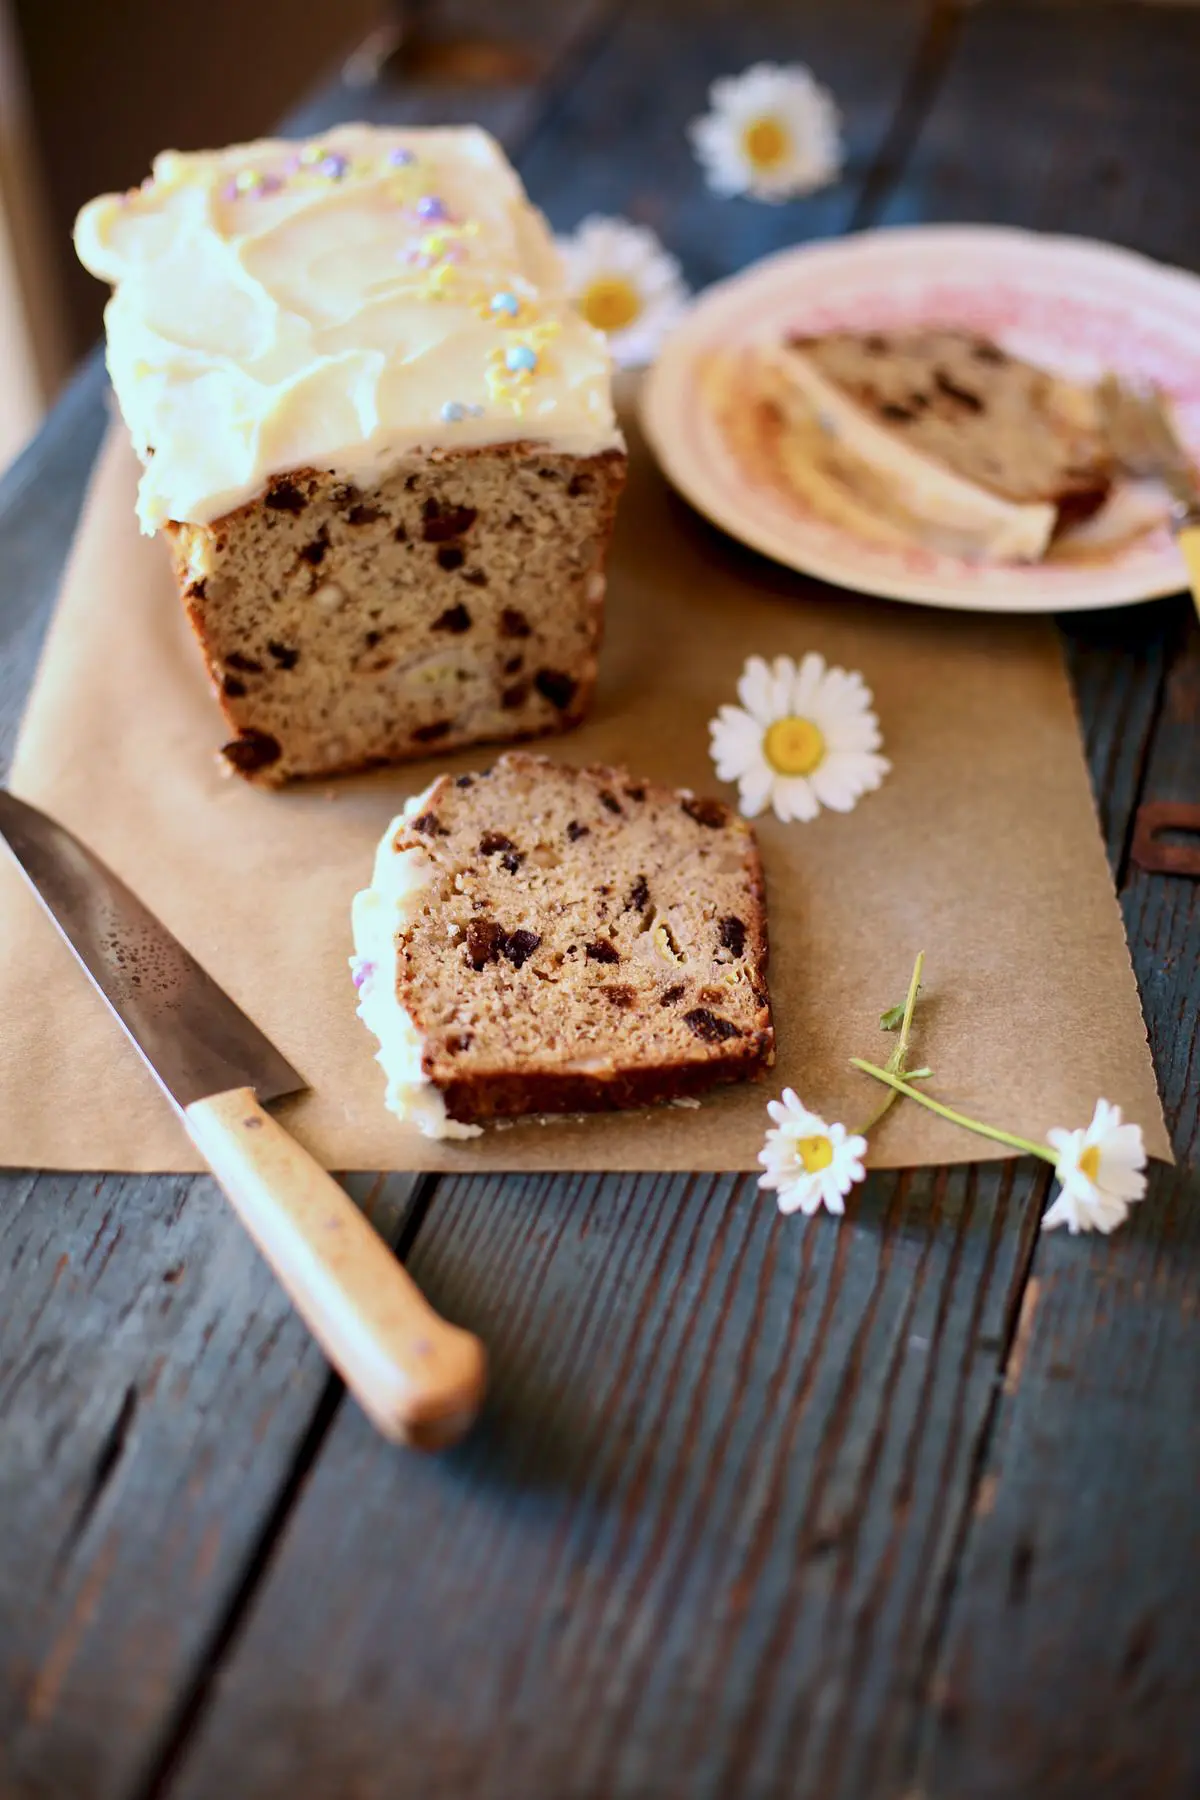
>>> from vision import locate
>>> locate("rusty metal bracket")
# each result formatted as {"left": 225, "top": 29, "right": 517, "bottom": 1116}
{"left": 1130, "top": 800, "right": 1200, "bottom": 877}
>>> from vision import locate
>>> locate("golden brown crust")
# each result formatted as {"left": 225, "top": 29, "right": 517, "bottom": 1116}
{"left": 438, "top": 1034, "right": 774, "bottom": 1122}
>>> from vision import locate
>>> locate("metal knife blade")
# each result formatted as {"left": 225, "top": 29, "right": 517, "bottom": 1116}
{"left": 0, "top": 791, "right": 305, "bottom": 1111}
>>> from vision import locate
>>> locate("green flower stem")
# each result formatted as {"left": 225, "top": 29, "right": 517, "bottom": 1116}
{"left": 857, "top": 951, "right": 925, "bottom": 1137}
{"left": 850, "top": 1060, "right": 1057, "bottom": 1164}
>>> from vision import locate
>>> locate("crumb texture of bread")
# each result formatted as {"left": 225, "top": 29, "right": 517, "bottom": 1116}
{"left": 351, "top": 754, "right": 774, "bottom": 1132}
{"left": 787, "top": 328, "right": 1112, "bottom": 522}
{"left": 169, "top": 445, "right": 625, "bottom": 784}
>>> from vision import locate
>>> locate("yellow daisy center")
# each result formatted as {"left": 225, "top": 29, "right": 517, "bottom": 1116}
{"left": 578, "top": 276, "right": 642, "bottom": 334}
{"left": 764, "top": 715, "right": 826, "bottom": 776}
{"left": 796, "top": 1133, "right": 834, "bottom": 1174}
{"left": 741, "top": 114, "right": 792, "bottom": 172}
{"left": 1078, "top": 1144, "right": 1101, "bottom": 1182}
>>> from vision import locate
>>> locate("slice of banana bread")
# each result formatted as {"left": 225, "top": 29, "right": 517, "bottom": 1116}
{"left": 351, "top": 753, "right": 774, "bottom": 1136}
{"left": 784, "top": 329, "right": 1112, "bottom": 531}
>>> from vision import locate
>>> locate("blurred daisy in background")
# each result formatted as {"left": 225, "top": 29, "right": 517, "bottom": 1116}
{"left": 557, "top": 216, "right": 690, "bottom": 366}
{"left": 689, "top": 62, "right": 843, "bottom": 202}
{"left": 710, "top": 652, "right": 889, "bottom": 823}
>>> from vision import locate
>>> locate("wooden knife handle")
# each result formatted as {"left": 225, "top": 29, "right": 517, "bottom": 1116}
{"left": 183, "top": 1088, "right": 486, "bottom": 1450}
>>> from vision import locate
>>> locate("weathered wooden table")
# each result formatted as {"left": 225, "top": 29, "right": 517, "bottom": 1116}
{"left": 2, "top": 4, "right": 1198, "bottom": 1796}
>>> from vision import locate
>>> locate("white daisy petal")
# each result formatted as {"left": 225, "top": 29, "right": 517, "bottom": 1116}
{"left": 708, "top": 651, "right": 889, "bottom": 823}
{"left": 710, "top": 708, "right": 765, "bottom": 780}
{"left": 759, "top": 1095, "right": 867, "bottom": 1222}
{"left": 820, "top": 714, "right": 885, "bottom": 756}
{"left": 772, "top": 775, "right": 820, "bottom": 824}
{"left": 807, "top": 759, "right": 859, "bottom": 813}
{"left": 737, "top": 761, "right": 776, "bottom": 819}
{"left": 1043, "top": 1099, "right": 1148, "bottom": 1235}
{"left": 769, "top": 655, "right": 798, "bottom": 718}
{"left": 737, "top": 655, "right": 778, "bottom": 723}
{"left": 689, "top": 62, "right": 843, "bottom": 203}
{"left": 790, "top": 651, "right": 827, "bottom": 714}
{"left": 1045, "top": 1126, "right": 1078, "bottom": 1160}
{"left": 556, "top": 214, "right": 690, "bottom": 367}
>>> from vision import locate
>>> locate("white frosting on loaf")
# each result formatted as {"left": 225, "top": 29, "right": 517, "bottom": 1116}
{"left": 74, "top": 124, "right": 621, "bottom": 532}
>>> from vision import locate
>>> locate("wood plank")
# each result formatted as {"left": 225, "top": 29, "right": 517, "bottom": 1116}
{"left": 1118, "top": 632, "right": 1200, "bottom": 1157}
{"left": 0, "top": 352, "right": 107, "bottom": 780}
{"left": 886, "top": 8, "right": 1200, "bottom": 1794}
{"left": 921, "top": 623, "right": 1200, "bottom": 1798}
{"left": 877, "top": 0, "right": 1200, "bottom": 273}
{"left": 1061, "top": 596, "right": 1184, "bottom": 873}
{"left": 0, "top": 1169, "right": 423, "bottom": 1800}
{"left": 513, "top": 0, "right": 929, "bottom": 288}
{"left": 284, "top": 0, "right": 613, "bottom": 155}
{"left": 0, "top": 5, "right": 611, "bottom": 1794}
{"left": 916, "top": 1161, "right": 1200, "bottom": 1800}
{"left": 167, "top": 1162, "right": 1045, "bottom": 1800}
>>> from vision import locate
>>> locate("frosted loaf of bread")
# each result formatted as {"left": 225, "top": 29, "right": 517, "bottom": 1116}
{"left": 75, "top": 126, "right": 627, "bottom": 783}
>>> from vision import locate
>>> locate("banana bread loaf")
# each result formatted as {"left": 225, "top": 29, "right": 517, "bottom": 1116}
{"left": 74, "top": 125, "right": 626, "bottom": 784}
{"left": 351, "top": 753, "right": 775, "bottom": 1137}
{"left": 766, "top": 328, "right": 1111, "bottom": 559}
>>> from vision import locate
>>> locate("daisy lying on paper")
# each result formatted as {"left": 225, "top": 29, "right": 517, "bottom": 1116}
{"left": 759, "top": 953, "right": 1149, "bottom": 1236}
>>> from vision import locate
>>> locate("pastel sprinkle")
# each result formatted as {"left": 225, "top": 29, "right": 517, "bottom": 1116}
{"left": 505, "top": 344, "right": 538, "bottom": 374}
{"left": 299, "top": 144, "right": 327, "bottom": 166}
{"left": 257, "top": 172, "right": 284, "bottom": 196}
{"left": 351, "top": 959, "right": 375, "bottom": 991}
{"left": 441, "top": 400, "right": 467, "bottom": 423}
{"left": 320, "top": 151, "right": 350, "bottom": 180}
{"left": 490, "top": 291, "right": 520, "bottom": 317}
{"left": 388, "top": 146, "right": 416, "bottom": 167}
{"left": 416, "top": 195, "right": 448, "bottom": 221}
{"left": 233, "top": 169, "right": 261, "bottom": 194}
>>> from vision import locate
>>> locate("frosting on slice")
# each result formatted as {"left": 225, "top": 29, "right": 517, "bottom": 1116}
{"left": 351, "top": 785, "right": 482, "bottom": 1142}
{"left": 764, "top": 343, "right": 1058, "bottom": 562}
{"left": 74, "top": 124, "right": 621, "bottom": 532}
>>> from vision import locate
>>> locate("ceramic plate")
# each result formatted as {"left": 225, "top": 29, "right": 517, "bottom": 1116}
{"left": 640, "top": 225, "right": 1200, "bottom": 612}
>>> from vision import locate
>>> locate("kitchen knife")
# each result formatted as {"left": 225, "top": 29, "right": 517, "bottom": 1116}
{"left": 0, "top": 790, "right": 486, "bottom": 1449}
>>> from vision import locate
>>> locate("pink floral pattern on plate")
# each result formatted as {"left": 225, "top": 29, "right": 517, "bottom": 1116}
{"left": 641, "top": 226, "right": 1200, "bottom": 612}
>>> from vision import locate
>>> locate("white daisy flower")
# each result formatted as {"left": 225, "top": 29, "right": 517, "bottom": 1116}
{"left": 1043, "top": 1100, "right": 1148, "bottom": 1235}
{"left": 758, "top": 1089, "right": 867, "bottom": 1217}
{"left": 709, "top": 652, "right": 889, "bottom": 823}
{"left": 556, "top": 215, "right": 689, "bottom": 367}
{"left": 688, "top": 62, "right": 843, "bottom": 203}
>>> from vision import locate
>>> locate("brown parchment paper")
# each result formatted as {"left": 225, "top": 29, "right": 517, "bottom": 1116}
{"left": 0, "top": 402, "right": 1169, "bottom": 1172}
